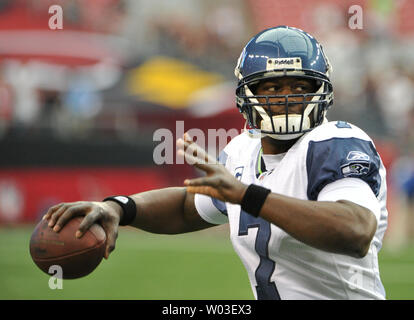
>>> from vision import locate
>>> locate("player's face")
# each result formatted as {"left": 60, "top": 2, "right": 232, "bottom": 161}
{"left": 254, "top": 77, "right": 318, "bottom": 153}
{"left": 254, "top": 77, "right": 317, "bottom": 118}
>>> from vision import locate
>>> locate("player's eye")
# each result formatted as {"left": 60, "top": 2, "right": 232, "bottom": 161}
{"left": 265, "top": 86, "right": 279, "bottom": 93}
{"left": 294, "top": 83, "right": 312, "bottom": 93}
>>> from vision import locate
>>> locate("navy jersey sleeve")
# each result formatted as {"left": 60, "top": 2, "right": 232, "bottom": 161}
{"left": 306, "top": 137, "right": 382, "bottom": 201}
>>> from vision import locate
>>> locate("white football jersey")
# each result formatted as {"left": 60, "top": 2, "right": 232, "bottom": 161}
{"left": 194, "top": 121, "right": 388, "bottom": 300}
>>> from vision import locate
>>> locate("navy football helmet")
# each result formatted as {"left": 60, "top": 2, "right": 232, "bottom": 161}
{"left": 235, "top": 26, "right": 334, "bottom": 140}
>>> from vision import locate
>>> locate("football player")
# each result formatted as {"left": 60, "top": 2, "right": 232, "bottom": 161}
{"left": 44, "top": 26, "right": 388, "bottom": 300}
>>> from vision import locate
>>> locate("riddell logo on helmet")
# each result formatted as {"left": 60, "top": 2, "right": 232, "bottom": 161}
{"left": 272, "top": 59, "right": 294, "bottom": 65}
{"left": 267, "top": 58, "right": 302, "bottom": 70}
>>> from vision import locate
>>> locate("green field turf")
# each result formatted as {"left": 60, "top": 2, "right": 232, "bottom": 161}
{"left": 0, "top": 225, "right": 413, "bottom": 300}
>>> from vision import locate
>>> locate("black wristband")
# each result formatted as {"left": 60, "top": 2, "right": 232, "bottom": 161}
{"left": 241, "top": 184, "right": 271, "bottom": 217}
{"left": 103, "top": 196, "right": 137, "bottom": 226}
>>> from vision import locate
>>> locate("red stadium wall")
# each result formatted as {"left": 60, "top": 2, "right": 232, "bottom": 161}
{"left": 0, "top": 167, "right": 172, "bottom": 224}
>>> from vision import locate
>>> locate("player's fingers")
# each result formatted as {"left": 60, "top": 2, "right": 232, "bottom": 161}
{"left": 43, "top": 203, "right": 64, "bottom": 221}
{"left": 183, "top": 132, "right": 192, "bottom": 142}
{"left": 76, "top": 209, "right": 101, "bottom": 238}
{"left": 185, "top": 143, "right": 214, "bottom": 164}
{"left": 185, "top": 140, "right": 217, "bottom": 165}
{"left": 104, "top": 229, "right": 118, "bottom": 260}
{"left": 177, "top": 135, "right": 217, "bottom": 165}
{"left": 177, "top": 138, "right": 205, "bottom": 159}
{"left": 48, "top": 203, "right": 72, "bottom": 228}
{"left": 186, "top": 185, "right": 225, "bottom": 201}
{"left": 52, "top": 204, "right": 90, "bottom": 233}
{"left": 177, "top": 149, "right": 218, "bottom": 173}
{"left": 184, "top": 176, "right": 221, "bottom": 188}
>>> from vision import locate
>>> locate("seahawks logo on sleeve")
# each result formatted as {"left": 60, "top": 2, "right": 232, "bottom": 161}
{"left": 306, "top": 137, "right": 381, "bottom": 200}
{"left": 341, "top": 151, "right": 371, "bottom": 176}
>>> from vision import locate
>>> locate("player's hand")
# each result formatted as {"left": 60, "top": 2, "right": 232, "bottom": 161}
{"left": 42, "top": 201, "right": 122, "bottom": 259}
{"left": 177, "top": 132, "right": 248, "bottom": 204}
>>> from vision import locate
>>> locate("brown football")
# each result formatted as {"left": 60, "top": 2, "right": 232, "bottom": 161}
{"left": 29, "top": 216, "right": 106, "bottom": 279}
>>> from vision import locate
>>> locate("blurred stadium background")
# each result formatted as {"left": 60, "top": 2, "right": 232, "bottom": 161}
{"left": 0, "top": 0, "right": 414, "bottom": 300}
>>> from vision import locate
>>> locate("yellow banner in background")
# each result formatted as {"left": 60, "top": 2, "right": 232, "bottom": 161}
{"left": 126, "top": 56, "right": 223, "bottom": 109}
